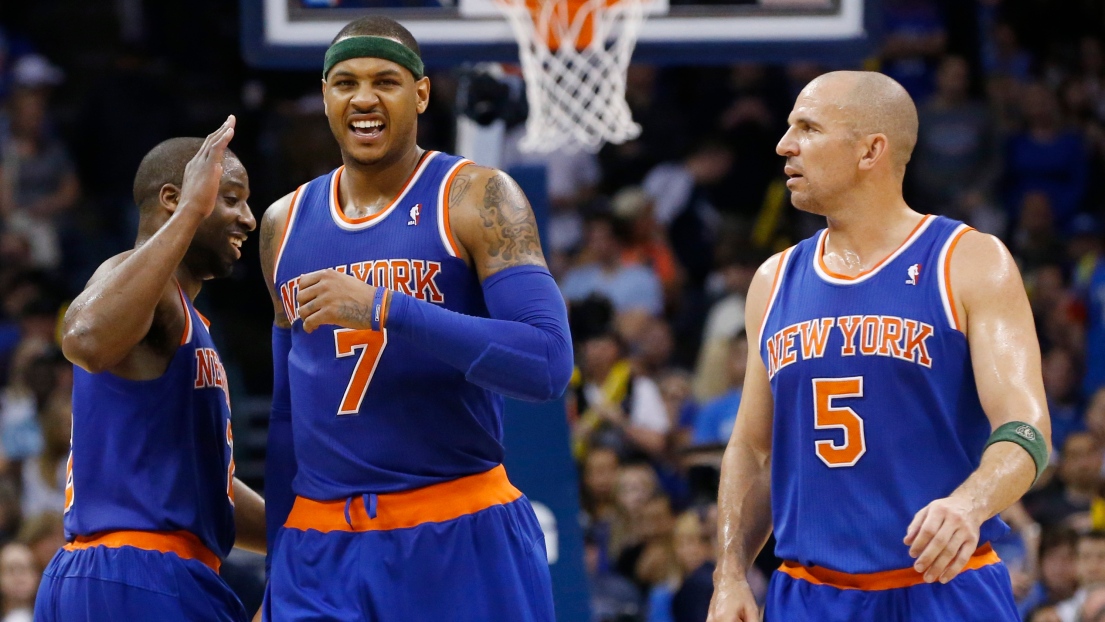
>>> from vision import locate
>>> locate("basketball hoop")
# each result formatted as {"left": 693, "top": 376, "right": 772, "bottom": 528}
{"left": 495, "top": 0, "right": 645, "bottom": 153}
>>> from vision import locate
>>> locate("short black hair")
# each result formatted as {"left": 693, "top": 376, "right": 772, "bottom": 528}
{"left": 132, "top": 137, "right": 238, "bottom": 214}
{"left": 331, "top": 16, "right": 421, "bottom": 57}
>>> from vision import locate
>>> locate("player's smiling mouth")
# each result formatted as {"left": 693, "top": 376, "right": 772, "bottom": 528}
{"left": 350, "top": 118, "right": 385, "bottom": 139}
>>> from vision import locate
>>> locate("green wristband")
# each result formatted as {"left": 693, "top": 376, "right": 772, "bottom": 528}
{"left": 323, "top": 36, "right": 424, "bottom": 80}
{"left": 984, "top": 422, "right": 1048, "bottom": 485}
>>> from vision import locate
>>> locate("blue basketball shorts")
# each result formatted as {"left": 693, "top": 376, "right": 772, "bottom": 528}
{"left": 765, "top": 544, "right": 1018, "bottom": 622}
{"left": 35, "top": 531, "right": 247, "bottom": 622}
{"left": 264, "top": 465, "right": 555, "bottom": 622}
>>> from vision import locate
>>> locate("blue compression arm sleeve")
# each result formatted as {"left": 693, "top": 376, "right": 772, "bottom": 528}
{"left": 386, "top": 265, "right": 573, "bottom": 402}
{"left": 265, "top": 325, "right": 296, "bottom": 576}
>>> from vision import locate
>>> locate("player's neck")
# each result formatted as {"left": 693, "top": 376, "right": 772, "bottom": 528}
{"left": 173, "top": 265, "right": 203, "bottom": 301}
{"left": 821, "top": 197, "right": 923, "bottom": 275}
{"left": 338, "top": 146, "right": 424, "bottom": 219}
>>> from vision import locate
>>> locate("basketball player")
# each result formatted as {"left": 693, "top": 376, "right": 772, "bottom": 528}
{"left": 706, "top": 71, "right": 1050, "bottom": 622}
{"left": 258, "top": 16, "right": 572, "bottom": 621}
{"left": 35, "top": 119, "right": 267, "bottom": 622}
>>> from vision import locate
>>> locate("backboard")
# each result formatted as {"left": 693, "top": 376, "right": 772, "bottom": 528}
{"left": 241, "top": 0, "right": 877, "bottom": 69}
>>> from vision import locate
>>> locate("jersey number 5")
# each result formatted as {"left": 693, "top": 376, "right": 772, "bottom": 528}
{"left": 334, "top": 328, "right": 388, "bottom": 415}
{"left": 812, "top": 377, "right": 866, "bottom": 468}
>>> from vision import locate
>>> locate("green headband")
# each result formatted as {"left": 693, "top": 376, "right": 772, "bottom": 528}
{"left": 323, "top": 36, "right": 424, "bottom": 80}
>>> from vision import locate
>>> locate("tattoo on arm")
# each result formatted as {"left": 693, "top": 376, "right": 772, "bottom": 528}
{"left": 449, "top": 173, "right": 472, "bottom": 206}
{"left": 337, "top": 302, "right": 374, "bottom": 328}
{"left": 260, "top": 208, "right": 293, "bottom": 329}
{"left": 477, "top": 174, "right": 546, "bottom": 271}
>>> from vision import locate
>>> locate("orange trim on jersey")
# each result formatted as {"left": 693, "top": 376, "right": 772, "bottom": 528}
{"left": 196, "top": 310, "right": 212, "bottom": 329}
{"left": 778, "top": 544, "right": 999, "bottom": 591}
{"left": 284, "top": 464, "right": 522, "bottom": 533}
{"left": 817, "top": 215, "right": 933, "bottom": 281}
{"left": 762, "top": 248, "right": 791, "bottom": 323}
{"left": 942, "top": 226, "right": 974, "bottom": 332}
{"left": 332, "top": 151, "right": 434, "bottom": 225}
{"left": 64, "top": 530, "right": 220, "bottom": 573}
{"left": 441, "top": 161, "right": 472, "bottom": 257}
{"left": 176, "top": 285, "right": 192, "bottom": 346}
{"left": 272, "top": 185, "right": 305, "bottom": 285}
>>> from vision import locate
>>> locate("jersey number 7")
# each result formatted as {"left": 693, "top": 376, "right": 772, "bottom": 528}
{"left": 334, "top": 328, "right": 388, "bottom": 415}
{"left": 812, "top": 377, "right": 866, "bottom": 467}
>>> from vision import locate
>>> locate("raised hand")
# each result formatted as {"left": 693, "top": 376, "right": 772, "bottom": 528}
{"left": 179, "top": 115, "right": 236, "bottom": 220}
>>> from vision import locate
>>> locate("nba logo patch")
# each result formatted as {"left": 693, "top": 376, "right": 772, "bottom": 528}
{"left": 408, "top": 204, "right": 421, "bottom": 226}
{"left": 906, "top": 263, "right": 921, "bottom": 285}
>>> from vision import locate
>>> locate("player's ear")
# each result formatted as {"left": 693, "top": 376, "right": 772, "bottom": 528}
{"left": 415, "top": 76, "right": 430, "bottom": 114}
{"left": 321, "top": 78, "right": 329, "bottom": 116}
{"left": 159, "top": 183, "right": 182, "bottom": 214}
{"left": 857, "top": 133, "right": 888, "bottom": 172}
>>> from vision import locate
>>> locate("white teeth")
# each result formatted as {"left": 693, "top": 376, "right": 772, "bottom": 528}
{"left": 352, "top": 120, "right": 383, "bottom": 129}
{"left": 230, "top": 238, "right": 242, "bottom": 248}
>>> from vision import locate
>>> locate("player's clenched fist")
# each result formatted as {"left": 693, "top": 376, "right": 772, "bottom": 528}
{"left": 904, "top": 495, "right": 982, "bottom": 584}
{"left": 179, "top": 115, "right": 236, "bottom": 220}
{"left": 296, "top": 268, "right": 381, "bottom": 333}
{"left": 707, "top": 575, "right": 759, "bottom": 622}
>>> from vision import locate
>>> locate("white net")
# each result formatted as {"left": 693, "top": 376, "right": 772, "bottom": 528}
{"left": 496, "top": 0, "right": 645, "bottom": 153}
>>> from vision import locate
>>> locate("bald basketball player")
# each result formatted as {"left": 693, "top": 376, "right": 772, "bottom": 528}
{"left": 707, "top": 71, "right": 1049, "bottom": 622}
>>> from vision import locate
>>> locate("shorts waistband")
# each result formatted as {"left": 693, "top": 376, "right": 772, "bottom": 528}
{"left": 778, "top": 544, "right": 1000, "bottom": 591}
{"left": 285, "top": 464, "right": 523, "bottom": 533}
{"left": 64, "top": 530, "right": 220, "bottom": 573}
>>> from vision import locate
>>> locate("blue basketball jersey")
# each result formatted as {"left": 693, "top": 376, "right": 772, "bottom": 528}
{"left": 65, "top": 287, "right": 237, "bottom": 559}
{"left": 273, "top": 151, "right": 504, "bottom": 499}
{"left": 760, "top": 215, "right": 1008, "bottom": 575}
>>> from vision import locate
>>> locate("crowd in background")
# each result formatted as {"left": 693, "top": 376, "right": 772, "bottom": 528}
{"left": 1, "top": 0, "right": 1105, "bottom": 621}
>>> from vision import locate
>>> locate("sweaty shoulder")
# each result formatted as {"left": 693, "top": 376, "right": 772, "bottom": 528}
{"left": 260, "top": 190, "right": 299, "bottom": 327}
{"left": 447, "top": 164, "right": 548, "bottom": 280}
{"left": 259, "top": 190, "right": 297, "bottom": 283}
{"left": 947, "top": 230, "right": 1024, "bottom": 334}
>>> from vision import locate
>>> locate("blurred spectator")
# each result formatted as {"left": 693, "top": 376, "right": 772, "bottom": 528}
{"left": 632, "top": 317, "right": 675, "bottom": 380}
{"left": 1004, "top": 83, "right": 1088, "bottom": 229}
{"left": 612, "top": 187, "right": 682, "bottom": 304}
{"left": 1013, "top": 192, "right": 1068, "bottom": 274}
{"left": 570, "top": 331, "right": 669, "bottom": 461}
{"left": 879, "top": 0, "right": 947, "bottom": 101}
{"left": 616, "top": 494, "right": 675, "bottom": 595}
{"left": 1055, "top": 530, "right": 1105, "bottom": 622}
{"left": 982, "top": 22, "right": 1033, "bottom": 84}
{"left": 0, "top": 84, "right": 80, "bottom": 270}
{"left": 561, "top": 214, "right": 664, "bottom": 318}
{"left": 910, "top": 55, "right": 1003, "bottom": 233}
{"left": 1020, "top": 527, "right": 1080, "bottom": 618}
{"left": 1024, "top": 432, "right": 1102, "bottom": 529}
{"left": 693, "top": 250, "right": 759, "bottom": 401}
{"left": 641, "top": 141, "right": 730, "bottom": 289}
{"left": 20, "top": 390, "right": 69, "bottom": 517}
{"left": 610, "top": 462, "right": 661, "bottom": 561}
{"left": 1042, "top": 348, "right": 1084, "bottom": 453}
{"left": 15, "top": 512, "right": 62, "bottom": 575}
{"left": 586, "top": 529, "right": 643, "bottom": 622}
{"left": 581, "top": 446, "right": 622, "bottom": 569}
{"left": 0, "top": 542, "right": 35, "bottom": 622}
{"left": 647, "top": 509, "right": 714, "bottom": 622}
{"left": 690, "top": 332, "right": 746, "bottom": 447}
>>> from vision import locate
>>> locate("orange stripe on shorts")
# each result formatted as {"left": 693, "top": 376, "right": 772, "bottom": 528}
{"left": 64, "top": 529, "right": 220, "bottom": 573}
{"left": 778, "top": 544, "right": 1000, "bottom": 591}
{"left": 284, "top": 464, "right": 522, "bottom": 533}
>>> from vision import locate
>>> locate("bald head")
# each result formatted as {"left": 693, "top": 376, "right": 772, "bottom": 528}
{"left": 807, "top": 71, "right": 918, "bottom": 173}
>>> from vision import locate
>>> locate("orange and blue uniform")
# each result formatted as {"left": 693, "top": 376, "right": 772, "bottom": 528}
{"left": 759, "top": 215, "right": 1018, "bottom": 621}
{"left": 266, "top": 151, "right": 555, "bottom": 621}
{"left": 35, "top": 288, "right": 245, "bottom": 622}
